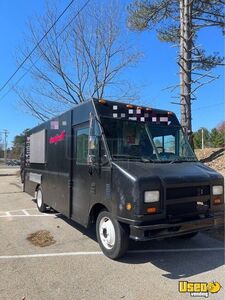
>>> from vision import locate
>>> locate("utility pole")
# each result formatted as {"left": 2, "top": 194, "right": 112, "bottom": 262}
{"left": 201, "top": 128, "right": 204, "bottom": 150}
{"left": 0, "top": 130, "right": 9, "bottom": 164}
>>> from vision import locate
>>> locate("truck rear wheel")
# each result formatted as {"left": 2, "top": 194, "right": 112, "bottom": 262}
{"left": 96, "top": 210, "right": 129, "bottom": 259}
{"left": 36, "top": 186, "right": 47, "bottom": 213}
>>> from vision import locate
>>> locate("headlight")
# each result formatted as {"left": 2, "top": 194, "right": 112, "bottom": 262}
{"left": 212, "top": 185, "right": 223, "bottom": 195}
{"left": 144, "top": 190, "right": 160, "bottom": 203}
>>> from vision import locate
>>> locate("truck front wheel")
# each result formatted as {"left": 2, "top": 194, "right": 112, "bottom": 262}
{"left": 96, "top": 210, "right": 129, "bottom": 259}
{"left": 36, "top": 186, "right": 47, "bottom": 213}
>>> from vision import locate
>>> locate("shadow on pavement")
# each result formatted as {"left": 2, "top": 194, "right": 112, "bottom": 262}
{"left": 121, "top": 235, "right": 224, "bottom": 279}
{"left": 59, "top": 215, "right": 97, "bottom": 241}
{"left": 122, "top": 248, "right": 224, "bottom": 280}
{"left": 57, "top": 215, "right": 224, "bottom": 280}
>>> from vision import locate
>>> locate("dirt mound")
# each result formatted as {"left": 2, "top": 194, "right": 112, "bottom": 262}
{"left": 195, "top": 148, "right": 225, "bottom": 177}
{"left": 195, "top": 148, "right": 224, "bottom": 241}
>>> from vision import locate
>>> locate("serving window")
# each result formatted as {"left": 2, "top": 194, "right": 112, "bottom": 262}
{"left": 30, "top": 129, "right": 46, "bottom": 164}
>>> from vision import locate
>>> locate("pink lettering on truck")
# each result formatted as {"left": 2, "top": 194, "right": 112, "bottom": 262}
{"left": 49, "top": 131, "right": 65, "bottom": 144}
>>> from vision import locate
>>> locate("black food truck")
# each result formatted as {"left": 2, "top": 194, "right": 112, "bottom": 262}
{"left": 23, "top": 99, "right": 224, "bottom": 259}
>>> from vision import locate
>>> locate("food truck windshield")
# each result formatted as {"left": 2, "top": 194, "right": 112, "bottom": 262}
{"left": 101, "top": 118, "right": 197, "bottom": 163}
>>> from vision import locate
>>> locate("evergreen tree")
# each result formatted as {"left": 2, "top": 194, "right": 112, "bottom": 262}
{"left": 128, "top": 0, "right": 224, "bottom": 144}
{"left": 11, "top": 129, "right": 29, "bottom": 159}
{"left": 210, "top": 127, "right": 224, "bottom": 147}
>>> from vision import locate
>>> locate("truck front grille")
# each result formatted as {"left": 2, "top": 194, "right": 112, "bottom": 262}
{"left": 167, "top": 202, "right": 197, "bottom": 218}
{"left": 167, "top": 185, "right": 210, "bottom": 200}
{"left": 166, "top": 185, "right": 210, "bottom": 219}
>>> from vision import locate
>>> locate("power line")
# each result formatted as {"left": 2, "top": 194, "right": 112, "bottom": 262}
{"left": 192, "top": 102, "right": 225, "bottom": 111}
{"left": 0, "top": 0, "right": 90, "bottom": 97}
{"left": 171, "top": 101, "right": 224, "bottom": 111}
{"left": 0, "top": 0, "right": 75, "bottom": 94}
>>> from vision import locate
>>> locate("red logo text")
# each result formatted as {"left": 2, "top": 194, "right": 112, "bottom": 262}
{"left": 49, "top": 131, "right": 65, "bottom": 144}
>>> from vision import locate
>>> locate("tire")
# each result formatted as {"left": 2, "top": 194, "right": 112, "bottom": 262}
{"left": 96, "top": 210, "right": 129, "bottom": 259}
{"left": 36, "top": 186, "right": 47, "bottom": 213}
{"left": 179, "top": 232, "right": 198, "bottom": 239}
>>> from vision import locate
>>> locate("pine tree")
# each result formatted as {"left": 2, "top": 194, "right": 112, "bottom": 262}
{"left": 11, "top": 129, "right": 29, "bottom": 159}
{"left": 128, "top": 0, "right": 224, "bottom": 144}
{"left": 210, "top": 128, "right": 224, "bottom": 147}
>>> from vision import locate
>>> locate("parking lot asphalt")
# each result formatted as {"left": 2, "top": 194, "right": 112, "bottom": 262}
{"left": 0, "top": 168, "right": 224, "bottom": 300}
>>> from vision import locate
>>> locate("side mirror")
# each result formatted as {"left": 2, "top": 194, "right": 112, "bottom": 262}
{"left": 88, "top": 135, "right": 99, "bottom": 166}
{"left": 88, "top": 113, "right": 98, "bottom": 167}
{"left": 88, "top": 112, "right": 108, "bottom": 170}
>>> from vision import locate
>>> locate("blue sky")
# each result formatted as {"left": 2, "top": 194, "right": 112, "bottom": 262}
{"left": 0, "top": 0, "right": 224, "bottom": 147}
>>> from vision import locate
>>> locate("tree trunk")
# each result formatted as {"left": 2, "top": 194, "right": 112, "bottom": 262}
{"left": 180, "top": 0, "right": 193, "bottom": 147}
{"left": 179, "top": 0, "right": 185, "bottom": 129}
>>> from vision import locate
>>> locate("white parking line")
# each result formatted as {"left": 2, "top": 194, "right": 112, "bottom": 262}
{"left": 0, "top": 207, "right": 61, "bottom": 218}
{"left": 0, "top": 208, "right": 36, "bottom": 213}
{"left": 0, "top": 252, "right": 102, "bottom": 259}
{"left": 22, "top": 209, "right": 30, "bottom": 216}
{"left": 0, "top": 213, "right": 60, "bottom": 218}
{"left": 0, "top": 247, "right": 224, "bottom": 260}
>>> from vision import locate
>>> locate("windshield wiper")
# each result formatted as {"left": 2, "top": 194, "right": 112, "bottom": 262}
{"left": 140, "top": 157, "right": 154, "bottom": 163}
{"left": 112, "top": 155, "right": 157, "bottom": 163}
{"left": 170, "top": 157, "right": 182, "bottom": 164}
{"left": 170, "top": 157, "right": 196, "bottom": 164}
{"left": 112, "top": 154, "right": 141, "bottom": 160}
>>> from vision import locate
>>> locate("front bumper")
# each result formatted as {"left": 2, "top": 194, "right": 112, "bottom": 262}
{"left": 129, "top": 214, "right": 224, "bottom": 241}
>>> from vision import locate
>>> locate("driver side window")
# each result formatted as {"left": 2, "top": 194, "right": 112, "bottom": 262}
{"left": 88, "top": 118, "right": 108, "bottom": 166}
{"left": 76, "top": 127, "right": 89, "bottom": 164}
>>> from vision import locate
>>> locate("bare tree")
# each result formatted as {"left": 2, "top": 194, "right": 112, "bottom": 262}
{"left": 128, "top": 0, "right": 224, "bottom": 144}
{"left": 15, "top": 0, "right": 141, "bottom": 121}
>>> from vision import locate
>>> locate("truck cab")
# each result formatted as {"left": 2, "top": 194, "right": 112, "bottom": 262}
{"left": 89, "top": 100, "right": 224, "bottom": 258}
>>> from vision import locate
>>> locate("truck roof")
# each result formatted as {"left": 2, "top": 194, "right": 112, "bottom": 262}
{"left": 93, "top": 98, "right": 176, "bottom": 125}
{"left": 94, "top": 98, "right": 174, "bottom": 115}
{"left": 27, "top": 98, "right": 176, "bottom": 134}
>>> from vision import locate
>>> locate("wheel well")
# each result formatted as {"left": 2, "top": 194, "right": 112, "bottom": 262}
{"left": 89, "top": 203, "right": 108, "bottom": 224}
{"left": 35, "top": 184, "right": 40, "bottom": 191}
{"left": 34, "top": 184, "right": 40, "bottom": 199}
